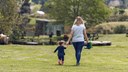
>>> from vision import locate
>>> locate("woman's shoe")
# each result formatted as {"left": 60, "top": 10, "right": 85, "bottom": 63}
{"left": 76, "top": 63, "right": 80, "bottom": 66}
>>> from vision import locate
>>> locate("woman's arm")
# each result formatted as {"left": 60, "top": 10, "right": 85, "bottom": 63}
{"left": 66, "top": 30, "right": 74, "bottom": 45}
{"left": 83, "top": 29, "right": 89, "bottom": 43}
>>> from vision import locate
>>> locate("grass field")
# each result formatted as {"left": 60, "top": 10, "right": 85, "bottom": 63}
{"left": 0, "top": 34, "right": 128, "bottom": 72}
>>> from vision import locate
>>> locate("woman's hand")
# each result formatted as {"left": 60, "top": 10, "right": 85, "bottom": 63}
{"left": 64, "top": 45, "right": 68, "bottom": 48}
{"left": 66, "top": 41, "right": 69, "bottom": 45}
{"left": 66, "top": 41, "right": 69, "bottom": 48}
{"left": 86, "top": 40, "right": 89, "bottom": 44}
{"left": 84, "top": 41, "right": 88, "bottom": 45}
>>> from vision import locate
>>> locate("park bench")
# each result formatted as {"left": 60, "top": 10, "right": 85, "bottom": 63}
{"left": 84, "top": 41, "right": 111, "bottom": 46}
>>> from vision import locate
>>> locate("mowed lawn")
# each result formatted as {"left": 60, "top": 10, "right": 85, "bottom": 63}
{"left": 0, "top": 34, "right": 128, "bottom": 72}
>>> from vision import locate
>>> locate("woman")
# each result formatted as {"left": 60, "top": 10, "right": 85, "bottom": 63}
{"left": 66, "top": 16, "right": 89, "bottom": 66}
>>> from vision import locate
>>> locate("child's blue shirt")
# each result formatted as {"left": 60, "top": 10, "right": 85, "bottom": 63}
{"left": 54, "top": 46, "right": 66, "bottom": 56}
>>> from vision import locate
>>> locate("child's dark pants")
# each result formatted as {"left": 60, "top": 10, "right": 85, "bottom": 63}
{"left": 58, "top": 55, "right": 64, "bottom": 61}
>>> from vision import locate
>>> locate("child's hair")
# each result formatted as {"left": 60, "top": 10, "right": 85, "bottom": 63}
{"left": 58, "top": 40, "right": 65, "bottom": 45}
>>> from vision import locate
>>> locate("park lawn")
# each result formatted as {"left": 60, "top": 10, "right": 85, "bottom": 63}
{"left": 0, "top": 34, "right": 128, "bottom": 72}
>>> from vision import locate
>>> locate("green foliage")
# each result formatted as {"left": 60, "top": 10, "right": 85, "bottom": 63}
{"left": 114, "top": 25, "right": 127, "bottom": 34}
{"left": 9, "top": 26, "right": 23, "bottom": 41}
{"left": 29, "top": 18, "right": 36, "bottom": 25}
{"left": 45, "top": 0, "right": 111, "bottom": 26}
{"left": 0, "top": 0, "right": 21, "bottom": 35}
{"left": 31, "top": 4, "right": 42, "bottom": 13}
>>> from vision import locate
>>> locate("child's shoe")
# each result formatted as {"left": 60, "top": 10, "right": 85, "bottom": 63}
{"left": 58, "top": 60, "right": 61, "bottom": 65}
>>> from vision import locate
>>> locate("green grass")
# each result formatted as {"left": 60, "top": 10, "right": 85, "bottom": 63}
{"left": 0, "top": 34, "right": 128, "bottom": 72}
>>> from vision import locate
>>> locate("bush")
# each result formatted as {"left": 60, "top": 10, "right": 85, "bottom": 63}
{"left": 95, "top": 24, "right": 113, "bottom": 34}
{"left": 95, "top": 22, "right": 128, "bottom": 34}
{"left": 114, "top": 25, "right": 126, "bottom": 34}
{"left": 9, "top": 26, "right": 23, "bottom": 42}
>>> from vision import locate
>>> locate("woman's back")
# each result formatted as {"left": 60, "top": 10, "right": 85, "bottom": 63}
{"left": 72, "top": 24, "right": 85, "bottom": 42}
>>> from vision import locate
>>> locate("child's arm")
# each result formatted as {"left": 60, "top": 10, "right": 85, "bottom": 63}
{"left": 63, "top": 45, "right": 68, "bottom": 49}
{"left": 54, "top": 47, "right": 58, "bottom": 53}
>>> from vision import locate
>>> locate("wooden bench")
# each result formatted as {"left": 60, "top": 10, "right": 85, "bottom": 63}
{"left": 85, "top": 41, "right": 111, "bottom": 46}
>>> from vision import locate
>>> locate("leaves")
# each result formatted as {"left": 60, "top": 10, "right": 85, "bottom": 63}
{"left": 45, "top": 0, "right": 111, "bottom": 26}
{"left": 0, "top": 0, "right": 20, "bottom": 34}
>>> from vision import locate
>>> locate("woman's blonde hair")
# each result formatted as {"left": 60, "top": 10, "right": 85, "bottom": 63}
{"left": 73, "top": 16, "right": 84, "bottom": 25}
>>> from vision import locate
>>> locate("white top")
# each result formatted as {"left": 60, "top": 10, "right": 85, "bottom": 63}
{"left": 71, "top": 24, "right": 86, "bottom": 42}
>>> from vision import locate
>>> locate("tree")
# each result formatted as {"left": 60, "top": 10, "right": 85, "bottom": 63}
{"left": 0, "top": 0, "right": 20, "bottom": 34}
{"left": 45, "top": 0, "right": 111, "bottom": 26}
{"left": 19, "top": 0, "right": 31, "bottom": 14}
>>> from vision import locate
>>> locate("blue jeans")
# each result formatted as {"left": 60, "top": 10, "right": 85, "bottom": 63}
{"left": 72, "top": 41, "right": 84, "bottom": 64}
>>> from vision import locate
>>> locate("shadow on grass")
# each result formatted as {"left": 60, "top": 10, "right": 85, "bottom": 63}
{"left": 53, "top": 64, "right": 82, "bottom": 67}
{"left": 64, "top": 65, "right": 78, "bottom": 67}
